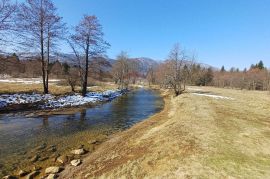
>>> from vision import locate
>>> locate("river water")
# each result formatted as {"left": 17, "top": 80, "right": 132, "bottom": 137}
{"left": 0, "top": 89, "right": 164, "bottom": 177}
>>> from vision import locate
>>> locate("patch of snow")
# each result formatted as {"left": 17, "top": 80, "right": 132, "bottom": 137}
{"left": 0, "top": 78, "right": 61, "bottom": 84}
{"left": 192, "top": 93, "right": 234, "bottom": 100}
{"left": 0, "top": 93, "right": 54, "bottom": 107}
{"left": 87, "top": 86, "right": 99, "bottom": 89}
{"left": 188, "top": 87, "right": 204, "bottom": 91}
{"left": 0, "top": 89, "right": 126, "bottom": 110}
{"left": 41, "top": 89, "right": 125, "bottom": 109}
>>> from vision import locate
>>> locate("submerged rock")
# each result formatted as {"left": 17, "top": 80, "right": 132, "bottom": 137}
{"left": 56, "top": 155, "right": 68, "bottom": 164}
{"left": 45, "top": 166, "right": 62, "bottom": 174}
{"left": 70, "top": 159, "right": 81, "bottom": 166}
{"left": 35, "top": 143, "right": 47, "bottom": 151}
{"left": 71, "top": 148, "right": 86, "bottom": 155}
{"left": 47, "top": 145, "right": 57, "bottom": 152}
{"left": 18, "top": 170, "right": 28, "bottom": 177}
{"left": 88, "top": 139, "right": 97, "bottom": 144}
{"left": 30, "top": 155, "right": 40, "bottom": 162}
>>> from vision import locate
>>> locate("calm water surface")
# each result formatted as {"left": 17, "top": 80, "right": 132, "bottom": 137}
{"left": 0, "top": 89, "right": 164, "bottom": 177}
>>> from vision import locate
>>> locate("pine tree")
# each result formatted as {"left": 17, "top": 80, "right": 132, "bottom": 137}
{"left": 221, "top": 65, "right": 225, "bottom": 72}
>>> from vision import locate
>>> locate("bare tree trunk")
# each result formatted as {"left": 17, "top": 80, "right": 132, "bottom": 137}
{"left": 40, "top": 27, "right": 48, "bottom": 94}
{"left": 46, "top": 34, "right": 50, "bottom": 93}
{"left": 82, "top": 42, "right": 89, "bottom": 97}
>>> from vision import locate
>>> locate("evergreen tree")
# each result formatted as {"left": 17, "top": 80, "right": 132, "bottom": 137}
{"left": 257, "top": 60, "right": 264, "bottom": 70}
{"left": 221, "top": 65, "right": 225, "bottom": 72}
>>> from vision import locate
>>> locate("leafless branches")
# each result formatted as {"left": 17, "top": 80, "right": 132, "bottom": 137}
{"left": 68, "top": 15, "right": 109, "bottom": 96}
{"left": 16, "top": 0, "right": 65, "bottom": 94}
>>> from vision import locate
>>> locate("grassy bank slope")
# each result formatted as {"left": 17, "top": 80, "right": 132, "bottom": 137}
{"left": 60, "top": 87, "right": 270, "bottom": 178}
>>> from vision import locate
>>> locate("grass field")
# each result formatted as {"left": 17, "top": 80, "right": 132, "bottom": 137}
{"left": 60, "top": 87, "right": 270, "bottom": 179}
{"left": 0, "top": 79, "right": 118, "bottom": 95}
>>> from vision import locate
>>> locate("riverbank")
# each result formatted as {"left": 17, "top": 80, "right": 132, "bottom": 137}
{"left": 60, "top": 87, "right": 270, "bottom": 178}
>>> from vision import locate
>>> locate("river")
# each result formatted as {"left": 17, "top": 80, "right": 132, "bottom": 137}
{"left": 0, "top": 89, "right": 164, "bottom": 177}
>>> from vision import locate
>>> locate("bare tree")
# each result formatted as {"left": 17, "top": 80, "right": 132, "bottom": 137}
{"left": 164, "top": 44, "right": 189, "bottom": 96}
{"left": 16, "top": 0, "right": 65, "bottom": 94}
{"left": 112, "top": 51, "right": 130, "bottom": 89}
{"left": 68, "top": 15, "right": 108, "bottom": 96}
{"left": 0, "top": 0, "right": 16, "bottom": 47}
{"left": 146, "top": 65, "right": 156, "bottom": 86}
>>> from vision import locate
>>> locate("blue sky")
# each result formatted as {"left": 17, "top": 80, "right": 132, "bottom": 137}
{"left": 53, "top": 0, "right": 270, "bottom": 69}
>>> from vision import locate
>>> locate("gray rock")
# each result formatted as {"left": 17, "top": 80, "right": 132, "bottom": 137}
{"left": 70, "top": 159, "right": 81, "bottom": 166}
{"left": 26, "top": 171, "right": 40, "bottom": 179}
{"left": 70, "top": 148, "right": 86, "bottom": 155}
{"left": 45, "top": 166, "right": 62, "bottom": 174}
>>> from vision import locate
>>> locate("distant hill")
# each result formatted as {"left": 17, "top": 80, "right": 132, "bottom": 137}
{"left": 128, "top": 57, "right": 159, "bottom": 76}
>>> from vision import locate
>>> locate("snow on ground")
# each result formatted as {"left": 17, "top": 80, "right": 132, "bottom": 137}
{"left": 0, "top": 90, "right": 125, "bottom": 110}
{"left": 188, "top": 87, "right": 204, "bottom": 91}
{"left": 0, "top": 93, "right": 54, "bottom": 108}
{"left": 42, "top": 90, "right": 124, "bottom": 109}
{"left": 192, "top": 93, "right": 234, "bottom": 100}
{"left": 0, "top": 78, "right": 61, "bottom": 84}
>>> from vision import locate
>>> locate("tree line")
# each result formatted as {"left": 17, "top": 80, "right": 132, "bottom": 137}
{"left": 213, "top": 61, "right": 270, "bottom": 91}
{"left": 0, "top": 0, "right": 269, "bottom": 96}
{"left": 0, "top": 0, "right": 108, "bottom": 96}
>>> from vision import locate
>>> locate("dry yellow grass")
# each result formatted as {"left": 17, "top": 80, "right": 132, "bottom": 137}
{"left": 60, "top": 87, "right": 270, "bottom": 179}
{"left": 0, "top": 82, "right": 71, "bottom": 95}
{"left": 0, "top": 81, "right": 118, "bottom": 95}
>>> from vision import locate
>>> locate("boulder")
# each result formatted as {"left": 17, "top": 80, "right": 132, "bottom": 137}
{"left": 71, "top": 148, "right": 86, "bottom": 155}
{"left": 45, "top": 166, "right": 62, "bottom": 174}
{"left": 70, "top": 159, "right": 81, "bottom": 167}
